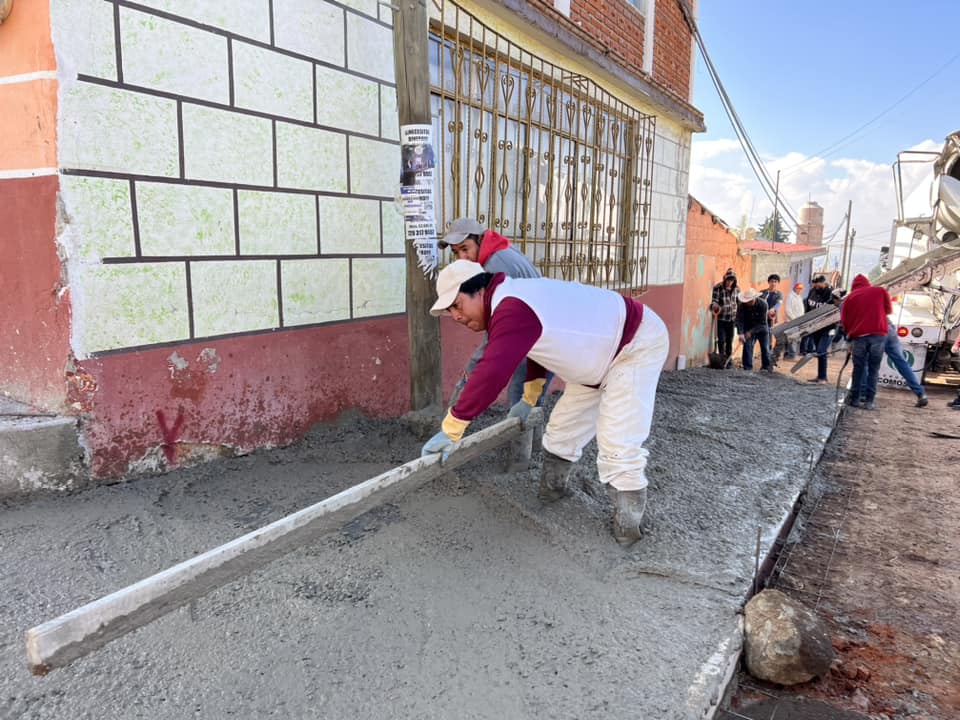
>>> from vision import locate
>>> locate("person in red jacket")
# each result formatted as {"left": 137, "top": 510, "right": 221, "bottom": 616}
{"left": 840, "top": 274, "right": 893, "bottom": 409}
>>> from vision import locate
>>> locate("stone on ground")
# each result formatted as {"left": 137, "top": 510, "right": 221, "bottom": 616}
{"left": 743, "top": 589, "right": 835, "bottom": 685}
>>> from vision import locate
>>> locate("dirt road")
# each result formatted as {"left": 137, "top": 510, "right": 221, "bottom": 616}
{"left": 725, "top": 366, "right": 960, "bottom": 719}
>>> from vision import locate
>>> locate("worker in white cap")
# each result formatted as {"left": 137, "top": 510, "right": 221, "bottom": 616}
{"left": 421, "top": 259, "right": 669, "bottom": 544}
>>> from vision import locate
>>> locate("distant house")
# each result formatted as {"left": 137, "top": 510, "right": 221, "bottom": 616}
{"left": 738, "top": 240, "right": 828, "bottom": 319}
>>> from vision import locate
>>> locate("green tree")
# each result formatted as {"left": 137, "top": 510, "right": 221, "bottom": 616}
{"left": 757, "top": 213, "right": 790, "bottom": 243}
{"left": 735, "top": 213, "right": 749, "bottom": 239}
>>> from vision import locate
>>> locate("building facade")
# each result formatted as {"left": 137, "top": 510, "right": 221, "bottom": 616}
{"left": 0, "top": 0, "right": 702, "bottom": 482}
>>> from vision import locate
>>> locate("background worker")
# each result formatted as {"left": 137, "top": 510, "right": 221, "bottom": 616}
{"left": 735, "top": 288, "right": 771, "bottom": 372}
{"left": 421, "top": 260, "right": 670, "bottom": 544}
{"left": 709, "top": 268, "right": 738, "bottom": 360}
{"left": 439, "top": 217, "right": 550, "bottom": 407}
{"left": 784, "top": 282, "right": 805, "bottom": 358}
{"left": 759, "top": 274, "right": 782, "bottom": 325}
{"left": 859, "top": 322, "right": 929, "bottom": 407}
{"left": 759, "top": 274, "right": 783, "bottom": 358}
{"left": 840, "top": 274, "right": 893, "bottom": 410}
{"left": 804, "top": 275, "right": 836, "bottom": 383}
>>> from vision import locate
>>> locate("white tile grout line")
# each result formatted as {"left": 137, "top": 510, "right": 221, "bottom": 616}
{"left": 0, "top": 71, "right": 57, "bottom": 85}
{"left": 0, "top": 168, "right": 58, "bottom": 179}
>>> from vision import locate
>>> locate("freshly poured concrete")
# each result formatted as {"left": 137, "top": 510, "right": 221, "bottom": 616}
{"left": 0, "top": 369, "right": 837, "bottom": 719}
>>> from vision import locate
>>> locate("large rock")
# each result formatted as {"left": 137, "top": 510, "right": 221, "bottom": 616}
{"left": 743, "top": 589, "right": 836, "bottom": 685}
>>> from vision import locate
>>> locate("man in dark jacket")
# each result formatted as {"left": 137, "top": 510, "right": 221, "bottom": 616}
{"left": 841, "top": 274, "right": 893, "bottom": 409}
{"left": 709, "top": 268, "right": 738, "bottom": 360}
{"left": 804, "top": 275, "right": 836, "bottom": 383}
{"left": 735, "top": 288, "right": 771, "bottom": 371}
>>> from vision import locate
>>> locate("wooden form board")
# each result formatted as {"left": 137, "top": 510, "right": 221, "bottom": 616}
{"left": 25, "top": 411, "right": 541, "bottom": 675}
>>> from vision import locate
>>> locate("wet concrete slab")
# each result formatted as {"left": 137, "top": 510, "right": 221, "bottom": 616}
{"left": 0, "top": 369, "right": 839, "bottom": 720}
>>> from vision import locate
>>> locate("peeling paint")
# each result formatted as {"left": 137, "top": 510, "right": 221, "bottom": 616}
{"left": 198, "top": 347, "right": 220, "bottom": 373}
{"left": 167, "top": 351, "right": 189, "bottom": 373}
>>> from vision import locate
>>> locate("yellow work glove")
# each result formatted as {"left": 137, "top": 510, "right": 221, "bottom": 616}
{"left": 508, "top": 378, "right": 545, "bottom": 424}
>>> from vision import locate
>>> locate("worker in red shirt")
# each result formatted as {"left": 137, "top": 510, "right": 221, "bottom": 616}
{"left": 420, "top": 260, "right": 669, "bottom": 544}
{"left": 839, "top": 274, "right": 893, "bottom": 410}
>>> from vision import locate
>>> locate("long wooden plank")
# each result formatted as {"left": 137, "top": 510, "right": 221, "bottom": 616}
{"left": 25, "top": 410, "right": 541, "bottom": 675}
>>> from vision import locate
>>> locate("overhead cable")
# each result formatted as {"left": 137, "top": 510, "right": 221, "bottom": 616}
{"left": 676, "top": 0, "right": 800, "bottom": 233}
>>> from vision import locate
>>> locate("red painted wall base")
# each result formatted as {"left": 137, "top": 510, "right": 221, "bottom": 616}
{"left": 72, "top": 283, "right": 684, "bottom": 479}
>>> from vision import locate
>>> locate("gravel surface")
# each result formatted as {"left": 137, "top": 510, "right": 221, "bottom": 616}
{"left": 0, "top": 368, "right": 838, "bottom": 720}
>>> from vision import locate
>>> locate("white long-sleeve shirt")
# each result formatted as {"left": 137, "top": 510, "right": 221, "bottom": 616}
{"left": 785, "top": 291, "right": 805, "bottom": 321}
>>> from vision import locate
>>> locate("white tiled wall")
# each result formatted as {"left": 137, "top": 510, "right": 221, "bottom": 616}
{"left": 647, "top": 120, "right": 691, "bottom": 286}
{"left": 52, "top": 0, "right": 404, "bottom": 356}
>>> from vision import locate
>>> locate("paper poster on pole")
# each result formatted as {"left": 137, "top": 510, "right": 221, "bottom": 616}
{"left": 400, "top": 124, "right": 438, "bottom": 275}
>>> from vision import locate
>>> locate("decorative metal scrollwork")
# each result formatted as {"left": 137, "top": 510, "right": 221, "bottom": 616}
{"left": 429, "top": 2, "right": 656, "bottom": 292}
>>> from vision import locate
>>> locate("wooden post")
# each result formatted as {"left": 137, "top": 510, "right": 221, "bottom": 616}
{"left": 392, "top": 0, "right": 442, "bottom": 410}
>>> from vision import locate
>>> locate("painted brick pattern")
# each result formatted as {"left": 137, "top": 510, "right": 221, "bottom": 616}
{"left": 50, "top": 0, "right": 404, "bottom": 355}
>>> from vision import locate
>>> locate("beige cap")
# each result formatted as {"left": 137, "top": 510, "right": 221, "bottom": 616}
{"left": 438, "top": 217, "right": 485, "bottom": 249}
{"left": 429, "top": 260, "right": 486, "bottom": 316}
{"left": 738, "top": 288, "right": 759, "bottom": 302}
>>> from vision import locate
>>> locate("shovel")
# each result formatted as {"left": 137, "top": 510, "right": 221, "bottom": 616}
{"left": 707, "top": 313, "right": 728, "bottom": 369}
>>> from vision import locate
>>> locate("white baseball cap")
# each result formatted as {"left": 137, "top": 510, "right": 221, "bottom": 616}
{"left": 429, "top": 259, "right": 486, "bottom": 316}
{"left": 438, "top": 217, "right": 485, "bottom": 249}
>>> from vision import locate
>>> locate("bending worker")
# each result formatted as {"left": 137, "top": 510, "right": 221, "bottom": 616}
{"left": 421, "top": 260, "right": 670, "bottom": 544}
{"left": 438, "top": 217, "right": 549, "bottom": 407}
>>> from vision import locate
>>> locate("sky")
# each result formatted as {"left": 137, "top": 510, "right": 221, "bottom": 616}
{"left": 688, "top": 0, "right": 960, "bottom": 277}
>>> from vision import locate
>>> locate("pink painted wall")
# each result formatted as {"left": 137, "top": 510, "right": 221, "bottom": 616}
{"left": 0, "top": 176, "right": 72, "bottom": 411}
{"left": 680, "top": 197, "right": 753, "bottom": 366}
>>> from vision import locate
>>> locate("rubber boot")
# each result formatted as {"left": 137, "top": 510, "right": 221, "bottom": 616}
{"left": 539, "top": 451, "right": 573, "bottom": 502}
{"left": 608, "top": 486, "right": 647, "bottom": 545}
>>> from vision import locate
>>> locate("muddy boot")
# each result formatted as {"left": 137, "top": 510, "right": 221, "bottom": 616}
{"left": 539, "top": 452, "right": 573, "bottom": 502}
{"left": 608, "top": 486, "right": 647, "bottom": 545}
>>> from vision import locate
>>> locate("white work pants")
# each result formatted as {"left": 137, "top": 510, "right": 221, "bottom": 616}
{"left": 542, "top": 307, "right": 669, "bottom": 491}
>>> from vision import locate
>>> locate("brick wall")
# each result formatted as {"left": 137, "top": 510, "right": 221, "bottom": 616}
{"left": 652, "top": 0, "right": 692, "bottom": 102}
{"left": 51, "top": 0, "right": 404, "bottom": 357}
{"left": 528, "top": 0, "right": 692, "bottom": 102}
{"left": 570, "top": 0, "right": 645, "bottom": 76}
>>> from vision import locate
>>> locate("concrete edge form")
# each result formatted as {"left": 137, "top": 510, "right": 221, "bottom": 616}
{"left": 696, "top": 400, "right": 844, "bottom": 719}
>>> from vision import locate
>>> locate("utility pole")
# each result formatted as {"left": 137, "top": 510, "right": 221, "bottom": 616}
{"left": 845, "top": 228, "right": 856, "bottom": 289}
{"left": 772, "top": 170, "right": 780, "bottom": 247}
{"left": 840, "top": 200, "right": 853, "bottom": 289}
{"left": 392, "top": 0, "right": 442, "bottom": 411}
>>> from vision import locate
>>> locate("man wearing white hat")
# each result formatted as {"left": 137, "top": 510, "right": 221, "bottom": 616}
{"left": 420, "top": 259, "right": 669, "bottom": 544}
{"left": 735, "top": 288, "right": 771, "bottom": 371}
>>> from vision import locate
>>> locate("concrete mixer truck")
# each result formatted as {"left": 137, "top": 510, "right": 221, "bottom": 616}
{"left": 772, "top": 129, "right": 960, "bottom": 389}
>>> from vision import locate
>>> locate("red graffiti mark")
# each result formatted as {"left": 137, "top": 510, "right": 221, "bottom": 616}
{"left": 156, "top": 408, "right": 185, "bottom": 465}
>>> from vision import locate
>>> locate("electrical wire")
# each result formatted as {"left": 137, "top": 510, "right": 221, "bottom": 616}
{"left": 676, "top": 0, "right": 801, "bottom": 234}
{"left": 780, "top": 49, "right": 960, "bottom": 176}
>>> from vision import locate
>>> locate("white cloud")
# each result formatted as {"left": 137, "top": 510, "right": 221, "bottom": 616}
{"left": 690, "top": 138, "right": 741, "bottom": 162}
{"left": 688, "top": 136, "right": 946, "bottom": 276}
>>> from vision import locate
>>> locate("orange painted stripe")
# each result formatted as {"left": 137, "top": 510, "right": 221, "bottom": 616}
{"left": 0, "top": 0, "right": 56, "bottom": 76}
{"left": 0, "top": 79, "right": 57, "bottom": 170}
